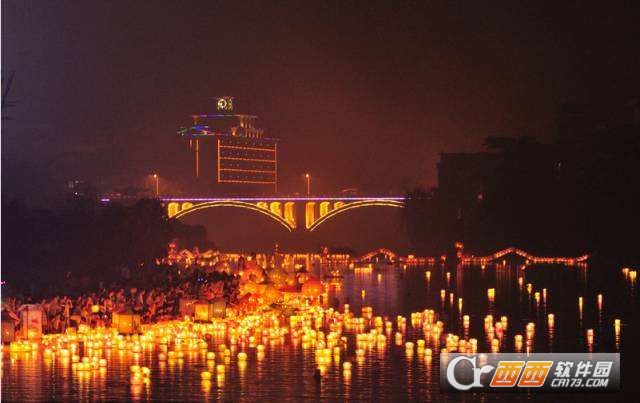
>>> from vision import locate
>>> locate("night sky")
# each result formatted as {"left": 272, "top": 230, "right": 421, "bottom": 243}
{"left": 2, "top": 1, "right": 638, "bottom": 199}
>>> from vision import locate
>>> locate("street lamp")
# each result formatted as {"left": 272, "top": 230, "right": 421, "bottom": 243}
{"left": 152, "top": 174, "right": 159, "bottom": 197}
{"left": 305, "top": 173, "right": 311, "bottom": 196}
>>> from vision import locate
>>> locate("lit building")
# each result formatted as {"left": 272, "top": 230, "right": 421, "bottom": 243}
{"left": 177, "top": 97, "right": 279, "bottom": 195}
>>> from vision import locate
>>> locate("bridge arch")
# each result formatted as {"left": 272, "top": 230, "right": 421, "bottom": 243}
{"left": 308, "top": 199, "right": 404, "bottom": 231}
{"left": 359, "top": 248, "right": 399, "bottom": 262}
{"left": 171, "top": 200, "right": 294, "bottom": 232}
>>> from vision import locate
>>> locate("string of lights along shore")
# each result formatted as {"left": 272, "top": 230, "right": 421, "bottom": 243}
{"left": 177, "top": 97, "right": 279, "bottom": 194}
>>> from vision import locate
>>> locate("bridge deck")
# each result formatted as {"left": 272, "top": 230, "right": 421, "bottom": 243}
{"left": 160, "top": 197, "right": 405, "bottom": 202}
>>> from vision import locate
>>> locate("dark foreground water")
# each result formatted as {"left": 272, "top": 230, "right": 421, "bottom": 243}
{"left": 2, "top": 263, "right": 638, "bottom": 401}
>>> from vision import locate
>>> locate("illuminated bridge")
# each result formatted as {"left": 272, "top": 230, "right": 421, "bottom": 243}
{"left": 162, "top": 197, "right": 405, "bottom": 232}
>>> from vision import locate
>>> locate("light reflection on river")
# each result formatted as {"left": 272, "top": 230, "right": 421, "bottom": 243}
{"left": 2, "top": 263, "right": 637, "bottom": 401}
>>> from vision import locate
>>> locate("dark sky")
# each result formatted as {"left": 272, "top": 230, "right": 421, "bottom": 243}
{"left": 2, "top": 1, "right": 638, "bottom": 197}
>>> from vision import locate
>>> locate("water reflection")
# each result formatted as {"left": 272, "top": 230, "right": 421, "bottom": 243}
{"left": 2, "top": 263, "right": 637, "bottom": 401}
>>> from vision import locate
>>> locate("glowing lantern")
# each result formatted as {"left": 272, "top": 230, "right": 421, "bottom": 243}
{"left": 242, "top": 261, "right": 265, "bottom": 283}
{"left": 1, "top": 310, "right": 16, "bottom": 343}
{"left": 213, "top": 261, "right": 232, "bottom": 275}
{"left": 194, "top": 301, "right": 212, "bottom": 322}
{"left": 267, "top": 268, "right": 287, "bottom": 286}
{"left": 91, "top": 305, "right": 100, "bottom": 314}
{"left": 19, "top": 304, "right": 43, "bottom": 339}
{"left": 113, "top": 309, "right": 141, "bottom": 335}
{"left": 211, "top": 298, "right": 226, "bottom": 318}
{"left": 261, "top": 285, "right": 283, "bottom": 305}
{"left": 179, "top": 298, "right": 197, "bottom": 317}
{"left": 301, "top": 278, "right": 323, "bottom": 298}
{"left": 296, "top": 268, "right": 309, "bottom": 284}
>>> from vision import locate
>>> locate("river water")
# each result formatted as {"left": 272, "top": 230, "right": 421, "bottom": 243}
{"left": 2, "top": 262, "right": 637, "bottom": 401}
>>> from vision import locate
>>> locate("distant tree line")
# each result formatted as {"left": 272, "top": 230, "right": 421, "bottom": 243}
{"left": 2, "top": 197, "right": 212, "bottom": 296}
{"left": 405, "top": 120, "right": 640, "bottom": 267}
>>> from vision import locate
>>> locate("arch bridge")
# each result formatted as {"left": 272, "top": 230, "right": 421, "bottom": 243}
{"left": 162, "top": 197, "right": 404, "bottom": 232}
{"left": 358, "top": 248, "right": 399, "bottom": 262}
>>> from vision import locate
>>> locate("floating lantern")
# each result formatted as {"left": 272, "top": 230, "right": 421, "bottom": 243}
{"left": 178, "top": 298, "right": 197, "bottom": 317}
{"left": 394, "top": 332, "right": 403, "bottom": 345}
{"left": 1, "top": 310, "right": 16, "bottom": 343}
{"left": 487, "top": 288, "right": 495, "bottom": 301}
{"left": 301, "top": 278, "right": 323, "bottom": 298}
{"left": 194, "top": 301, "right": 212, "bottom": 322}
{"left": 19, "top": 304, "right": 43, "bottom": 340}
{"left": 548, "top": 314, "right": 555, "bottom": 327}
{"left": 201, "top": 371, "right": 212, "bottom": 380}
{"left": 113, "top": 309, "right": 141, "bottom": 335}
{"left": 237, "top": 352, "right": 247, "bottom": 361}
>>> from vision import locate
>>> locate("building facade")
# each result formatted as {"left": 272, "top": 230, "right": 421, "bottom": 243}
{"left": 177, "top": 97, "right": 279, "bottom": 195}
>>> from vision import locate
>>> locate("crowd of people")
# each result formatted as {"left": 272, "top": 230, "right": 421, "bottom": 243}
{"left": 1, "top": 264, "right": 239, "bottom": 335}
